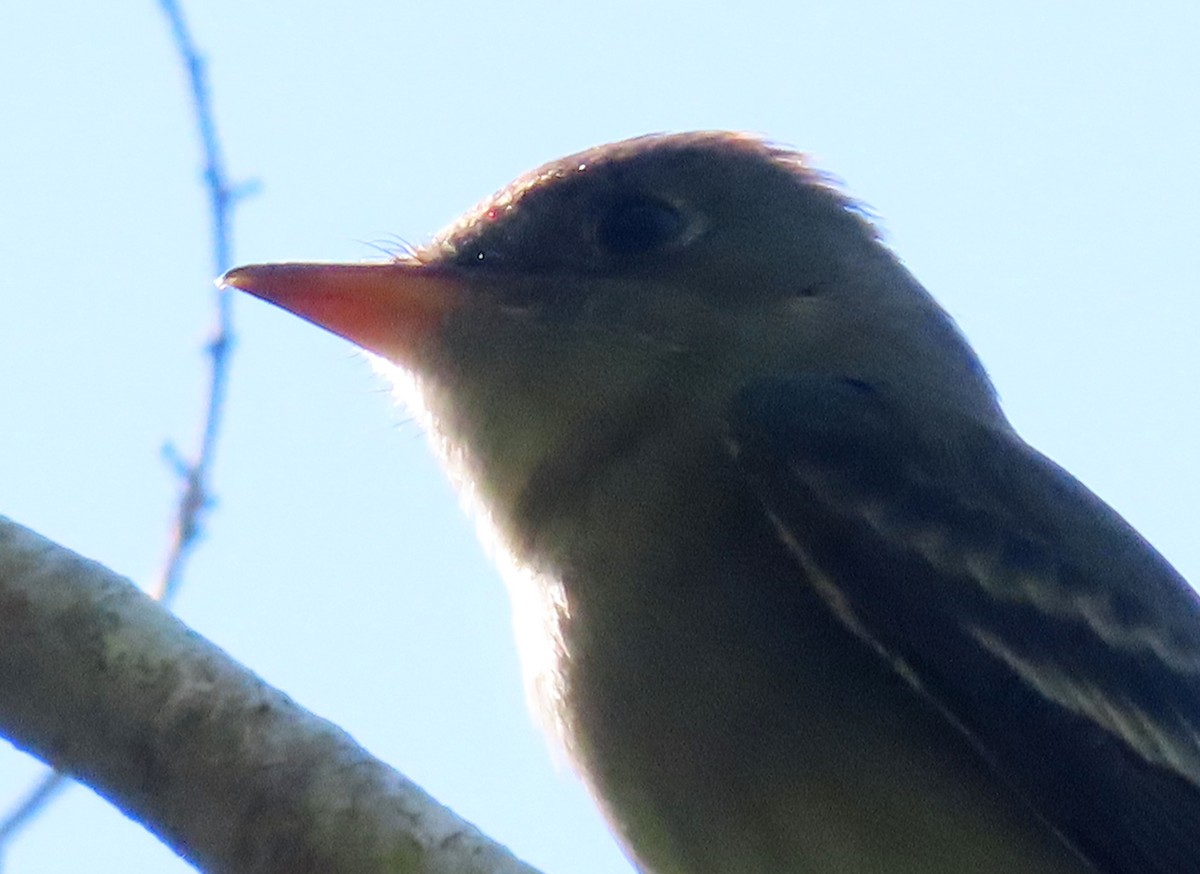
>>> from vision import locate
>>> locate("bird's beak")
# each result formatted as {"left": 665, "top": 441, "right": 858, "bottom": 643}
{"left": 219, "top": 262, "right": 468, "bottom": 365}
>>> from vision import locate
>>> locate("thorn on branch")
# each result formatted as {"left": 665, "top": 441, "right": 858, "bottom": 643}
{"left": 207, "top": 331, "right": 233, "bottom": 360}
{"left": 161, "top": 441, "right": 191, "bottom": 479}
{"left": 231, "top": 178, "right": 262, "bottom": 202}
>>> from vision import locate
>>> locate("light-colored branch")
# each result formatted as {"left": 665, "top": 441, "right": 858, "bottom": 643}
{"left": 0, "top": 516, "right": 546, "bottom": 874}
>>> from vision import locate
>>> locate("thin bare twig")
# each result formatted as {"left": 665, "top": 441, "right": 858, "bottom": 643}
{"left": 0, "top": 0, "right": 252, "bottom": 858}
{"left": 0, "top": 775, "right": 68, "bottom": 851}
{"left": 155, "top": 0, "right": 256, "bottom": 604}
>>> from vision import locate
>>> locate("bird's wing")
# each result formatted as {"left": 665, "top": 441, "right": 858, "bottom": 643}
{"left": 726, "top": 375, "right": 1200, "bottom": 874}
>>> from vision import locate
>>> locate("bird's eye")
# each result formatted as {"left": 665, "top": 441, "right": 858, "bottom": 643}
{"left": 595, "top": 196, "right": 685, "bottom": 256}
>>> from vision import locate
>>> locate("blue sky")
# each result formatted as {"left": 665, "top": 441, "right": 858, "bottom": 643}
{"left": 1, "top": 3, "right": 1197, "bottom": 872}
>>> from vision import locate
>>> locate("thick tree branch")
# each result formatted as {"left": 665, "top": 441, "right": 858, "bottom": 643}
{"left": 0, "top": 516, "right": 545, "bottom": 874}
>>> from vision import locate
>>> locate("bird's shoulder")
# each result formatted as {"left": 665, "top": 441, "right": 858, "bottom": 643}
{"left": 725, "top": 374, "right": 1200, "bottom": 874}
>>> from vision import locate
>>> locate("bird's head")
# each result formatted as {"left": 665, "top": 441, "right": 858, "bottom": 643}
{"left": 223, "top": 132, "right": 1001, "bottom": 537}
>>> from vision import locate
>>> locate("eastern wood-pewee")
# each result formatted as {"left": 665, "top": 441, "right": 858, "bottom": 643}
{"left": 222, "top": 132, "right": 1200, "bottom": 873}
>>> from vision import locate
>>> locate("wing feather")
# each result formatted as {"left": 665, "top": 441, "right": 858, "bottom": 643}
{"left": 727, "top": 376, "right": 1200, "bottom": 874}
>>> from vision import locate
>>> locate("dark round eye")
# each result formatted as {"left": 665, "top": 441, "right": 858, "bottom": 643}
{"left": 595, "top": 196, "right": 685, "bottom": 256}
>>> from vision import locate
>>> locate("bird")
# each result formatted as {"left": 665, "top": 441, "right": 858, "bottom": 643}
{"left": 221, "top": 132, "right": 1200, "bottom": 873}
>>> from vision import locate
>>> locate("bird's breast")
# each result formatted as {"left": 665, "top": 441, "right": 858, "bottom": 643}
{"left": 501, "top": 431, "right": 1091, "bottom": 873}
